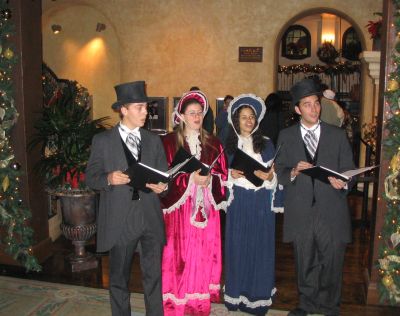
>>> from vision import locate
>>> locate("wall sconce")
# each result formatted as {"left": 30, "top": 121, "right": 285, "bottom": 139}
{"left": 51, "top": 24, "right": 62, "bottom": 34}
{"left": 96, "top": 23, "right": 106, "bottom": 32}
{"left": 321, "top": 33, "right": 335, "bottom": 44}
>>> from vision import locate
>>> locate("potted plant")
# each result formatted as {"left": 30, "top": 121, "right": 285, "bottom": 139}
{"left": 30, "top": 72, "right": 109, "bottom": 271}
{"left": 317, "top": 42, "right": 339, "bottom": 65}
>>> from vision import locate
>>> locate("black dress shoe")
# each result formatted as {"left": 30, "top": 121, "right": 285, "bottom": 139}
{"left": 287, "top": 308, "right": 308, "bottom": 316}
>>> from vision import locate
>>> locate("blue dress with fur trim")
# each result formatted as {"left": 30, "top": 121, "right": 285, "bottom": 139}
{"left": 224, "top": 138, "right": 284, "bottom": 315}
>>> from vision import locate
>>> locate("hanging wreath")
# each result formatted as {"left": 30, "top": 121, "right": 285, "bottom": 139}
{"left": 317, "top": 42, "right": 339, "bottom": 65}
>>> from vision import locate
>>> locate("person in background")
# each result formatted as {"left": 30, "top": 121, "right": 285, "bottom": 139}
{"left": 223, "top": 94, "right": 284, "bottom": 315}
{"left": 190, "top": 86, "right": 215, "bottom": 134}
{"left": 215, "top": 94, "right": 234, "bottom": 146}
{"left": 259, "top": 93, "right": 285, "bottom": 145}
{"left": 275, "top": 78, "right": 355, "bottom": 316}
{"left": 321, "top": 88, "right": 344, "bottom": 127}
{"left": 85, "top": 81, "right": 168, "bottom": 316}
{"left": 160, "top": 90, "right": 228, "bottom": 316}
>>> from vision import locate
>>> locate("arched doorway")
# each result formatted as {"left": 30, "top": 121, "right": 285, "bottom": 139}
{"left": 273, "top": 9, "right": 367, "bottom": 166}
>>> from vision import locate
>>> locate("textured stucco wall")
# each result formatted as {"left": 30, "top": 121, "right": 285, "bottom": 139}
{"left": 42, "top": 0, "right": 383, "bottom": 127}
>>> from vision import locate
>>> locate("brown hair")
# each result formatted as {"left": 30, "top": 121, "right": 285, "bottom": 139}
{"left": 174, "top": 98, "right": 212, "bottom": 151}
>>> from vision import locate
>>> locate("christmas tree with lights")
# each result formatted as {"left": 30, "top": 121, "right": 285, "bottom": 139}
{"left": 0, "top": 1, "right": 40, "bottom": 271}
{"left": 377, "top": 0, "right": 400, "bottom": 305}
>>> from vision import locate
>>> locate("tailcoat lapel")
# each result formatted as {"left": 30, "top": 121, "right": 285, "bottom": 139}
{"left": 110, "top": 125, "right": 129, "bottom": 172}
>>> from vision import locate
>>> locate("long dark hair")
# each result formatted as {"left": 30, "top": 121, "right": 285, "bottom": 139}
{"left": 226, "top": 105, "right": 266, "bottom": 155}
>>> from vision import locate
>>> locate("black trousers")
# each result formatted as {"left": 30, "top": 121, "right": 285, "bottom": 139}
{"left": 292, "top": 212, "right": 347, "bottom": 315}
{"left": 109, "top": 209, "right": 164, "bottom": 316}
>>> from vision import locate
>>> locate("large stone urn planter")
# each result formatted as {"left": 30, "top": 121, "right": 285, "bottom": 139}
{"left": 55, "top": 189, "right": 98, "bottom": 272}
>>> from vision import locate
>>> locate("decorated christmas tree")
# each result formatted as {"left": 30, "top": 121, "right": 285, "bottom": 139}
{"left": 0, "top": 1, "right": 40, "bottom": 271}
{"left": 377, "top": 0, "right": 400, "bottom": 305}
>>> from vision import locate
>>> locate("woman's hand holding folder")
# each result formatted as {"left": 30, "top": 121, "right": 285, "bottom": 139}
{"left": 254, "top": 165, "right": 275, "bottom": 181}
{"left": 193, "top": 169, "right": 211, "bottom": 187}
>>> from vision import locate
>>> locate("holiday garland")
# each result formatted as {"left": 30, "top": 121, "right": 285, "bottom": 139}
{"left": 0, "top": 1, "right": 40, "bottom": 271}
{"left": 278, "top": 61, "right": 360, "bottom": 76}
{"left": 378, "top": 0, "right": 400, "bottom": 305}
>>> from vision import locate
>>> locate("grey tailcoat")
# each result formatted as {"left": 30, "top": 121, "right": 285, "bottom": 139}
{"left": 85, "top": 126, "right": 168, "bottom": 252}
{"left": 275, "top": 122, "right": 355, "bottom": 243}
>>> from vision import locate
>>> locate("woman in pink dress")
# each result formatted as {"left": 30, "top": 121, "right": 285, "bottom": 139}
{"left": 160, "top": 90, "right": 228, "bottom": 315}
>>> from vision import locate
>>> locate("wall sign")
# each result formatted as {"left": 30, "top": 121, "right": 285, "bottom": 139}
{"left": 239, "top": 47, "right": 263, "bottom": 62}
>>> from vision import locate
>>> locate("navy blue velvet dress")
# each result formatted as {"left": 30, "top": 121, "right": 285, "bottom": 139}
{"left": 224, "top": 139, "right": 284, "bottom": 315}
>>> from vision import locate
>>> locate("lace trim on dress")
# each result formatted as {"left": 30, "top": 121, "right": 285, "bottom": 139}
{"left": 162, "top": 173, "right": 195, "bottom": 214}
{"left": 185, "top": 130, "right": 201, "bottom": 159}
{"left": 208, "top": 173, "right": 231, "bottom": 212}
{"left": 272, "top": 183, "right": 284, "bottom": 213}
{"left": 163, "top": 283, "right": 221, "bottom": 305}
{"left": 224, "top": 287, "right": 277, "bottom": 308}
{"left": 221, "top": 181, "right": 235, "bottom": 211}
{"left": 189, "top": 185, "right": 209, "bottom": 229}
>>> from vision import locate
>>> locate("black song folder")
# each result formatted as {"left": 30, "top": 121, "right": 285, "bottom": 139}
{"left": 170, "top": 147, "right": 225, "bottom": 176}
{"left": 124, "top": 156, "right": 193, "bottom": 190}
{"left": 230, "top": 149, "right": 272, "bottom": 187}
{"left": 300, "top": 165, "right": 378, "bottom": 184}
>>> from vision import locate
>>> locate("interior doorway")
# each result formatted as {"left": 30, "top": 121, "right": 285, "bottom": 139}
{"left": 274, "top": 9, "right": 366, "bottom": 166}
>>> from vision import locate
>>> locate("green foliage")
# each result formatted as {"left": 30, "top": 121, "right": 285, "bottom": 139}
{"left": 377, "top": 0, "right": 400, "bottom": 305}
{"left": 30, "top": 80, "right": 109, "bottom": 191}
{"left": 0, "top": 0, "right": 40, "bottom": 272}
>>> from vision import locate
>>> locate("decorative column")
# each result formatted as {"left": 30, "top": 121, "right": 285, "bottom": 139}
{"left": 360, "top": 51, "right": 381, "bottom": 117}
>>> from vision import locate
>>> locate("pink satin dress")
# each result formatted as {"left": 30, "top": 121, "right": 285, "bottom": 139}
{"left": 160, "top": 133, "right": 228, "bottom": 316}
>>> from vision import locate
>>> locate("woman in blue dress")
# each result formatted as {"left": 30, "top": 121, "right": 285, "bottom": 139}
{"left": 223, "top": 94, "right": 284, "bottom": 315}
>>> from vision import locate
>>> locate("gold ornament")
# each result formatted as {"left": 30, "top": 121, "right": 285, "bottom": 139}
{"left": 385, "top": 171, "right": 400, "bottom": 200}
{"left": 2, "top": 175, "right": 9, "bottom": 191}
{"left": 388, "top": 79, "right": 400, "bottom": 92}
{"left": 392, "top": 232, "right": 400, "bottom": 248}
{"left": 390, "top": 151, "right": 400, "bottom": 172}
{"left": 382, "top": 275, "right": 394, "bottom": 287}
{"left": 379, "top": 258, "right": 389, "bottom": 270}
{"left": 4, "top": 48, "right": 13, "bottom": 60}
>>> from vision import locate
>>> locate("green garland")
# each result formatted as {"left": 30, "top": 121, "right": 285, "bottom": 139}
{"left": 278, "top": 61, "right": 360, "bottom": 76}
{"left": 0, "top": 1, "right": 40, "bottom": 271}
{"left": 378, "top": 0, "right": 400, "bottom": 305}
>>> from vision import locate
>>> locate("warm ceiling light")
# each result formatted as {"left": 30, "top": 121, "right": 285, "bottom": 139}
{"left": 51, "top": 24, "right": 62, "bottom": 34}
{"left": 96, "top": 23, "right": 106, "bottom": 32}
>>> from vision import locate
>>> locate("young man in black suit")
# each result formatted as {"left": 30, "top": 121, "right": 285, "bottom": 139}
{"left": 86, "top": 81, "right": 168, "bottom": 316}
{"left": 275, "top": 78, "right": 355, "bottom": 316}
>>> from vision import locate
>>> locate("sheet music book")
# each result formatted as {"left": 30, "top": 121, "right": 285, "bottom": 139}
{"left": 300, "top": 165, "right": 379, "bottom": 184}
{"left": 170, "top": 147, "right": 224, "bottom": 176}
{"left": 124, "top": 157, "right": 193, "bottom": 190}
{"left": 230, "top": 148, "right": 275, "bottom": 187}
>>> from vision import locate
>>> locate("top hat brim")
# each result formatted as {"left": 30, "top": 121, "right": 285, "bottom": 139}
{"left": 112, "top": 97, "right": 150, "bottom": 110}
{"left": 292, "top": 91, "right": 322, "bottom": 106}
{"left": 290, "top": 78, "right": 322, "bottom": 106}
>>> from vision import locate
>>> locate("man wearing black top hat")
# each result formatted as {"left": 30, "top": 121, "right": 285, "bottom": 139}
{"left": 275, "top": 78, "right": 355, "bottom": 316}
{"left": 86, "top": 81, "right": 168, "bottom": 316}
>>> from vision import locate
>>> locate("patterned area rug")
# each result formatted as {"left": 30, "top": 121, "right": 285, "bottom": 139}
{"left": 0, "top": 276, "right": 288, "bottom": 315}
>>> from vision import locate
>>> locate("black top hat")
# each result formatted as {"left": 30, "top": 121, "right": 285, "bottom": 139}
{"left": 290, "top": 78, "right": 322, "bottom": 106}
{"left": 111, "top": 81, "right": 149, "bottom": 110}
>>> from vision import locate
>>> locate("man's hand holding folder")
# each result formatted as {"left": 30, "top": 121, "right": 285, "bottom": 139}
{"left": 107, "top": 169, "right": 168, "bottom": 194}
{"left": 298, "top": 164, "right": 379, "bottom": 189}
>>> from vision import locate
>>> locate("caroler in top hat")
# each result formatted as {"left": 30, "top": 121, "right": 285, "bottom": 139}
{"left": 223, "top": 94, "right": 284, "bottom": 315}
{"left": 86, "top": 81, "right": 168, "bottom": 316}
{"left": 160, "top": 90, "right": 228, "bottom": 316}
{"left": 275, "top": 78, "right": 355, "bottom": 316}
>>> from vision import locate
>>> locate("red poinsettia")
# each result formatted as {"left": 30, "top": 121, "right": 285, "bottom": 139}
{"left": 366, "top": 19, "right": 382, "bottom": 39}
